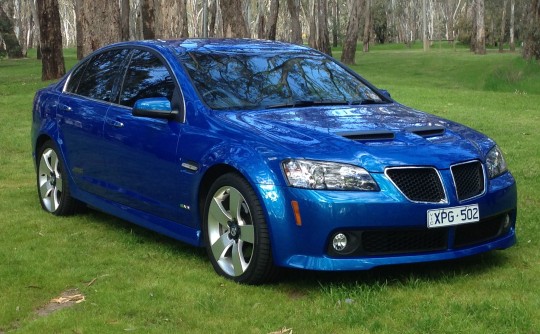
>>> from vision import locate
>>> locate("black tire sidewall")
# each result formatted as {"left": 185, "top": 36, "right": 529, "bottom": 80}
{"left": 202, "top": 173, "right": 274, "bottom": 284}
{"left": 36, "top": 141, "right": 76, "bottom": 216}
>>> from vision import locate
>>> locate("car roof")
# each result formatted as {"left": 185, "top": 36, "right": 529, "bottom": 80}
{"left": 106, "top": 38, "right": 314, "bottom": 57}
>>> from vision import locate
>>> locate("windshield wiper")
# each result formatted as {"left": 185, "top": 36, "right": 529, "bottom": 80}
{"left": 360, "top": 98, "right": 386, "bottom": 105}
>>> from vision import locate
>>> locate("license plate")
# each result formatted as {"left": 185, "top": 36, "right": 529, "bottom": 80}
{"left": 427, "top": 204, "right": 479, "bottom": 228}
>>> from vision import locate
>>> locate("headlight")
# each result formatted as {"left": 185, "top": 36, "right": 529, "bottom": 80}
{"left": 486, "top": 145, "right": 508, "bottom": 179}
{"left": 282, "top": 159, "right": 379, "bottom": 191}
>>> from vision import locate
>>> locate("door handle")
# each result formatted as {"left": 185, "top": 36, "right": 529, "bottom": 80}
{"left": 106, "top": 118, "right": 124, "bottom": 128}
{"left": 59, "top": 104, "right": 72, "bottom": 112}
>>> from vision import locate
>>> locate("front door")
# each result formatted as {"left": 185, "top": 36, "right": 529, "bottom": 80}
{"left": 101, "top": 49, "right": 184, "bottom": 222}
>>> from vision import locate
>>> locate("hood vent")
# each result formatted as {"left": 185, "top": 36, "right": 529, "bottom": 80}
{"left": 407, "top": 126, "right": 446, "bottom": 138}
{"left": 339, "top": 130, "right": 395, "bottom": 141}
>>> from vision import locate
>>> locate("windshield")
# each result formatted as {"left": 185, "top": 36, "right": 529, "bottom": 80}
{"left": 182, "top": 51, "right": 384, "bottom": 110}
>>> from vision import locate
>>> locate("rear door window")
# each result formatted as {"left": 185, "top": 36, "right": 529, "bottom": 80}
{"left": 69, "top": 49, "right": 130, "bottom": 102}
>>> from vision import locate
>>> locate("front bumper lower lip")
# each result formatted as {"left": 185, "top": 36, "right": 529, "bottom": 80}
{"left": 283, "top": 228, "right": 516, "bottom": 271}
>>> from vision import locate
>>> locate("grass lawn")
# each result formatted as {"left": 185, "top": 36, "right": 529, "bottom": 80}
{"left": 1, "top": 45, "right": 539, "bottom": 333}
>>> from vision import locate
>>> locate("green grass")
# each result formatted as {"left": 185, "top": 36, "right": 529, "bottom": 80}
{"left": 1, "top": 47, "right": 540, "bottom": 333}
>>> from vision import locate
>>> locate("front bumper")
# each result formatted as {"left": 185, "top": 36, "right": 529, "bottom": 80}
{"left": 263, "top": 171, "right": 517, "bottom": 271}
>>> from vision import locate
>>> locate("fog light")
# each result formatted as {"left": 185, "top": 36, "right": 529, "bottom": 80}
{"left": 332, "top": 233, "right": 348, "bottom": 251}
{"left": 502, "top": 214, "right": 511, "bottom": 230}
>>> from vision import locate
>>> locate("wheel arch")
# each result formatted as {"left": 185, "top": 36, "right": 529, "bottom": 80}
{"left": 34, "top": 134, "right": 54, "bottom": 167}
{"left": 197, "top": 163, "right": 240, "bottom": 221}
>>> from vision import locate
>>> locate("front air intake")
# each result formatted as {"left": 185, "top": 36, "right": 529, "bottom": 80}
{"left": 451, "top": 160, "right": 485, "bottom": 201}
{"left": 386, "top": 167, "right": 446, "bottom": 203}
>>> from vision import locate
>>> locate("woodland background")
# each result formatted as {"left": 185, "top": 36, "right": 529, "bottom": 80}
{"left": 1, "top": 0, "right": 540, "bottom": 80}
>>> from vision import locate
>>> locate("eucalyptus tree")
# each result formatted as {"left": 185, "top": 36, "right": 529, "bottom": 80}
{"left": 522, "top": 0, "right": 540, "bottom": 60}
{"left": 341, "top": 0, "right": 363, "bottom": 64}
{"left": 220, "top": 0, "right": 249, "bottom": 37}
{"left": 36, "top": 0, "right": 65, "bottom": 80}
{"left": 75, "top": 0, "right": 121, "bottom": 58}
{"left": 0, "top": 3, "right": 23, "bottom": 57}
{"left": 287, "top": 0, "right": 302, "bottom": 44}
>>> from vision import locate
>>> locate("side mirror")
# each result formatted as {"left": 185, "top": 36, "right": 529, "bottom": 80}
{"left": 132, "top": 97, "right": 178, "bottom": 119}
{"left": 379, "top": 89, "right": 392, "bottom": 99}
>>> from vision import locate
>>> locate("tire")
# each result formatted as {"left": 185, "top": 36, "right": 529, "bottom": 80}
{"left": 202, "top": 173, "right": 278, "bottom": 284}
{"left": 36, "top": 141, "right": 80, "bottom": 216}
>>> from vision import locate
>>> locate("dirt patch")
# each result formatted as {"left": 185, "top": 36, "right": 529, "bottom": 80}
{"left": 35, "top": 288, "right": 85, "bottom": 317}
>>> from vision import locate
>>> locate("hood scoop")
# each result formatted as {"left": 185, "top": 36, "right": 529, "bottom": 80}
{"left": 339, "top": 130, "right": 395, "bottom": 141}
{"left": 407, "top": 126, "right": 446, "bottom": 138}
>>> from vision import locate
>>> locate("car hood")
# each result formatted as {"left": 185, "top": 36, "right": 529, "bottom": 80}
{"left": 215, "top": 104, "right": 492, "bottom": 173}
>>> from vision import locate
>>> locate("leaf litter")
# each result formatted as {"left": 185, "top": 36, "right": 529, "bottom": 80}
{"left": 35, "top": 288, "right": 85, "bottom": 317}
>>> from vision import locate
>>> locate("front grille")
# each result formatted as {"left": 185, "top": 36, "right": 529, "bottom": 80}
{"left": 327, "top": 213, "right": 512, "bottom": 257}
{"left": 454, "top": 214, "right": 506, "bottom": 248}
{"left": 451, "top": 161, "right": 485, "bottom": 201}
{"left": 386, "top": 167, "right": 446, "bottom": 203}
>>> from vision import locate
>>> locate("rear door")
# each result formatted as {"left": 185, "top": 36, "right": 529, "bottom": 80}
{"left": 58, "top": 48, "right": 130, "bottom": 194}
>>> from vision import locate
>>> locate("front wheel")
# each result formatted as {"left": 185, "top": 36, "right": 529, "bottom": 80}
{"left": 203, "top": 173, "right": 277, "bottom": 284}
{"left": 36, "top": 141, "right": 80, "bottom": 216}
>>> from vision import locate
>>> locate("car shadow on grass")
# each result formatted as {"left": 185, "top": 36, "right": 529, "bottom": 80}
{"left": 278, "top": 251, "right": 513, "bottom": 288}
{"left": 75, "top": 206, "right": 513, "bottom": 288}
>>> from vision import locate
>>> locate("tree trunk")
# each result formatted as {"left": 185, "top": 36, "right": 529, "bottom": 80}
{"left": 36, "top": 0, "right": 65, "bottom": 80}
{"left": 499, "top": 0, "right": 507, "bottom": 52}
{"left": 522, "top": 0, "right": 540, "bottom": 60}
{"left": 220, "top": 0, "right": 249, "bottom": 37}
{"left": 208, "top": 0, "right": 217, "bottom": 37}
{"left": 363, "top": 0, "right": 371, "bottom": 52}
{"left": 405, "top": 0, "right": 414, "bottom": 48}
{"left": 257, "top": 0, "right": 266, "bottom": 39}
{"left": 509, "top": 0, "right": 515, "bottom": 51}
{"left": 13, "top": 0, "right": 32, "bottom": 57}
{"left": 470, "top": 0, "right": 477, "bottom": 52}
{"left": 141, "top": 0, "right": 156, "bottom": 39}
{"left": 308, "top": 0, "right": 317, "bottom": 48}
{"left": 78, "top": 0, "right": 122, "bottom": 57}
{"left": 31, "top": 0, "right": 41, "bottom": 57}
{"left": 331, "top": 0, "right": 339, "bottom": 48}
{"left": 266, "top": 0, "right": 279, "bottom": 40}
{"left": 341, "top": 0, "right": 362, "bottom": 64}
{"left": 75, "top": 0, "right": 83, "bottom": 59}
{"left": 287, "top": 0, "right": 302, "bottom": 44}
{"left": 475, "top": 0, "right": 486, "bottom": 54}
{"left": 155, "top": 0, "right": 189, "bottom": 39}
{"left": 121, "top": 0, "right": 130, "bottom": 41}
{"left": 422, "top": 0, "right": 428, "bottom": 51}
{"left": 317, "top": 0, "right": 332, "bottom": 55}
{"left": 0, "top": 6, "right": 24, "bottom": 58}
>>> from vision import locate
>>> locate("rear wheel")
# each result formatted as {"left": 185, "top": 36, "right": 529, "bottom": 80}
{"left": 203, "top": 173, "right": 277, "bottom": 284}
{"left": 37, "top": 141, "right": 80, "bottom": 215}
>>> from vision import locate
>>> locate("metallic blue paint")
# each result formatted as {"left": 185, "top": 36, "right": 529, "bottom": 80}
{"left": 31, "top": 39, "right": 517, "bottom": 272}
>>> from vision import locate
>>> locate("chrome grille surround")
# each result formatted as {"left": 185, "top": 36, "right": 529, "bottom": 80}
{"left": 450, "top": 160, "right": 486, "bottom": 202}
{"left": 385, "top": 167, "right": 447, "bottom": 203}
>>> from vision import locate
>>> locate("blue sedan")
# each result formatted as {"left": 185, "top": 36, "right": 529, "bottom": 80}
{"left": 31, "top": 39, "right": 517, "bottom": 284}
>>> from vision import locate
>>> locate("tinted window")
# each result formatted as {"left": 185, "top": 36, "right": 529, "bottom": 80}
{"left": 75, "top": 49, "right": 130, "bottom": 102}
{"left": 119, "top": 50, "right": 176, "bottom": 108}
{"left": 183, "top": 51, "right": 383, "bottom": 110}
